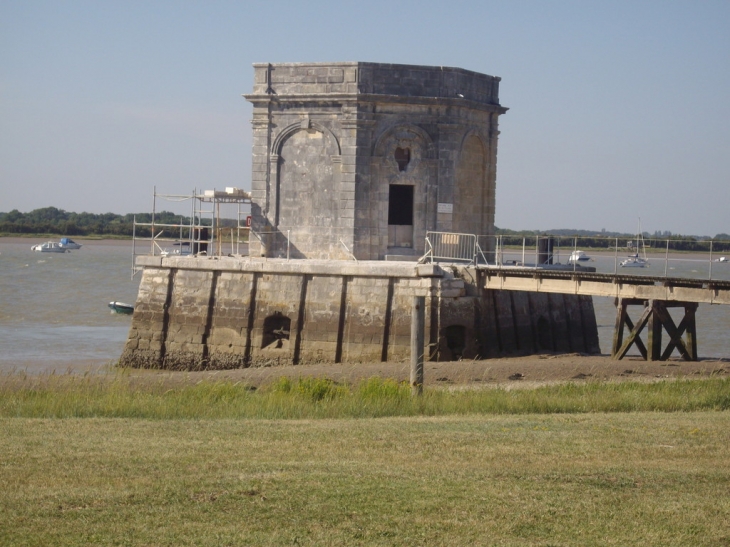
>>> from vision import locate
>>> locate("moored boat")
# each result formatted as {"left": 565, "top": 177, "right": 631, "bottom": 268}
{"left": 108, "top": 301, "right": 134, "bottom": 315}
{"left": 31, "top": 241, "right": 67, "bottom": 253}
{"left": 568, "top": 250, "right": 591, "bottom": 263}
{"left": 620, "top": 254, "right": 648, "bottom": 268}
{"left": 58, "top": 237, "right": 82, "bottom": 250}
{"left": 620, "top": 219, "right": 649, "bottom": 268}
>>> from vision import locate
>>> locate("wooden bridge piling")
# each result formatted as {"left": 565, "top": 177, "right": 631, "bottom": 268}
{"left": 612, "top": 298, "right": 698, "bottom": 361}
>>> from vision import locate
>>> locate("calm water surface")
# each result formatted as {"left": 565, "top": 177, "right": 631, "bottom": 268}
{"left": 1, "top": 239, "right": 728, "bottom": 374}
{"left": 0, "top": 239, "right": 140, "bottom": 373}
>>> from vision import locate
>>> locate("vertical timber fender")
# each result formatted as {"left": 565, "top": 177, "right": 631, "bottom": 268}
{"left": 119, "top": 259, "right": 601, "bottom": 370}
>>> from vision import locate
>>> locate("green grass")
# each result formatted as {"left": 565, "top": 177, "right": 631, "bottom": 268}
{"left": 2, "top": 376, "right": 730, "bottom": 545}
{"left": 1, "top": 374, "right": 729, "bottom": 419}
{"left": 2, "top": 413, "right": 729, "bottom": 546}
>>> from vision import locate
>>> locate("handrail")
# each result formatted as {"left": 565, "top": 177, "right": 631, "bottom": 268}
{"left": 421, "top": 232, "right": 730, "bottom": 281}
{"left": 475, "top": 240, "right": 489, "bottom": 266}
{"left": 482, "top": 234, "right": 730, "bottom": 281}
{"left": 418, "top": 237, "right": 434, "bottom": 264}
{"left": 339, "top": 239, "right": 358, "bottom": 263}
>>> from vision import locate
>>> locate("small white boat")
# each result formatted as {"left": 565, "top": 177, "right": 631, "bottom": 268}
{"left": 715, "top": 256, "right": 728, "bottom": 263}
{"left": 31, "top": 241, "right": 67, "bottom": 253}
{"left": 620, "top": 219, "right": 649, "bottom": 268}
{"left": 58, "top": 237, "right": 82, "bottom": 250}
{"left": 109, "top": 301, "right": 134, "bottom": 315}
{"left": 620, "top": 254, "right": 649, "bottom": 268}
{"left": 160, "top": 241, "right": 193, "bottom": 257}
{"left": 568, "top": 250, "right": 591, "bottom": 263}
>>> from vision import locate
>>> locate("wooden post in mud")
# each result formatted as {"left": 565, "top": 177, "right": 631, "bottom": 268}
{"left": 411, "top": 296, "right": 425, "bottom": 396}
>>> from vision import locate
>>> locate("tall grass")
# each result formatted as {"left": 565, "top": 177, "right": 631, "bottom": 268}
{"left": 1, "top": 374, "right": 729, "bottom": 419}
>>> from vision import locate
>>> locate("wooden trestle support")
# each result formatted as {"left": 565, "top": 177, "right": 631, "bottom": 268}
{"left": 612, "top": 298, "right": 698, "bottom": 361}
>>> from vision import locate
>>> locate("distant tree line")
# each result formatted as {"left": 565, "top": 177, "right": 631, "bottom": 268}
{"left": 0, "top": 208, "right": 727, "bottom": 251}
{"left": 0, "top": 207, "right": 216, "bottom": 238}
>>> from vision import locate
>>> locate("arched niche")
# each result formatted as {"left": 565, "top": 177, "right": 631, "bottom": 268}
{"left": 370, "top": 123, "right": 438, "bottom": 253}
{"left": 272, "top": 120, "right": 341, "bottom": 157}
{"left": 270, "top": 121, "right": 341, "bottom": 239}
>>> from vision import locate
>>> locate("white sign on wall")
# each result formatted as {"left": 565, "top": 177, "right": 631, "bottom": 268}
{"left": 437, "top": 202, "right": 454, "bottom": 214}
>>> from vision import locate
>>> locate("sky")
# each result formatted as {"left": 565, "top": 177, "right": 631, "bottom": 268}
{"left": 1, "top": 0, "right": 729, "bottom": 237}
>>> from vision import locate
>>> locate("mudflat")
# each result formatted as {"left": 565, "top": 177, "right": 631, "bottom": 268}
{"left": 118, "top": 353, "right": 730, "bottom": 389}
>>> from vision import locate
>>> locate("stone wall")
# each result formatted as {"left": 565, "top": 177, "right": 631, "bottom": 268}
{"left": 244, "top": 62, "right": 507, "bottom": 261}
{"left": 120, "top": 257, "right": 600, "bottom": 370}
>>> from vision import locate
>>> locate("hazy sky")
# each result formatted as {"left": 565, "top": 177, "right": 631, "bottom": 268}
{"left": 1, "top": 1, "right": 729, "bottom": 236}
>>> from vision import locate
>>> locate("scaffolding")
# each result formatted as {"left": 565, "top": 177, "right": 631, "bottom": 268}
{"left": 132, "top": 186, "right": 251, "bottom": 277}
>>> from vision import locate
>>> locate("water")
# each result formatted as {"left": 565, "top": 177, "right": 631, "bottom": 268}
{"left": 1, "top": 240, "right": 728, "bottom": 375}
{"left": 548, "top": 250, "right": 730, "bottom": 359}
{"left": 0, "top": 238, "right": 140, "bottom": 373}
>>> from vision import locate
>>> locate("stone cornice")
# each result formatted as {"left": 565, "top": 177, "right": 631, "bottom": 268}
{"left": 244, "top": 93, "right": 508, "bottom": 115}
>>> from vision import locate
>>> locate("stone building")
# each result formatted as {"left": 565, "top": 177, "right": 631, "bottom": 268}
{"left": 244, "top": 62, "right": 507, "bottom": 260}
{"left": 118, "top": 62, "right": 601, "bottom": 372}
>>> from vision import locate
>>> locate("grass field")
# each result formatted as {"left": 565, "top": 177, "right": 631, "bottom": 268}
{"left": 2, "top": 375, "right": 730, "bottom": 419}
{"left": 2, "top": 414, "right": 729, "bottom": 546}
{"left": 2, "top": 376, "right": 729, "bottom": 546}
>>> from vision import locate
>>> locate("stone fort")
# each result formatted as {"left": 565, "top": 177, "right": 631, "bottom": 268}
{"left": 119, "top": 62, "right": 599, "bottom": 371}
{"left": 245, "top": 62, "right": 506, "bottom": 260}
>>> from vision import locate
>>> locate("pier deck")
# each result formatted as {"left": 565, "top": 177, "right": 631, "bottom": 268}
{"left": 481, "top": 267, "right": 730, "bottom": 305}
{"left": 479, "top": 266, "right": 729, "bottom": 361}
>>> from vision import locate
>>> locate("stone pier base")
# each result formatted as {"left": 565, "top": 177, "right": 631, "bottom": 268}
{"left": 119, "top": 257, "right": 600, "bottom": 370}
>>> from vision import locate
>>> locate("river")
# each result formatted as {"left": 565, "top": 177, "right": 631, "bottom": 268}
{"left": 1, "top": 238, "right": 728, "bottom": 374}
{"left": 0, "top": 238, "right": 140, "bottom": 373}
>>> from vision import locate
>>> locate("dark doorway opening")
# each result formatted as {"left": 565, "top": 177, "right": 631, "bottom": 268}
{"left": 388, "top": 184, "right": 414, "bottom": 248}
{"left": 442, "top": 324, "right": 467, "bottom": 361}
{"left": 388, "top": 185, "right": 413, "bottom": 226}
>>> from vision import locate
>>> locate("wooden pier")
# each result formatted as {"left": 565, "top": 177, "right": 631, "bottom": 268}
{"left": 481, "top": 267, "right": 730, "bottom": 360}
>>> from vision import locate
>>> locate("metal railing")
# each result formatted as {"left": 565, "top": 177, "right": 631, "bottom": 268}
{"left": 420, "top": 232, "right": 730, "bottom": 281}
{"left": 423, "top": 231, "right": 478, "bottom": 264}
{"left": 483, "top": 234, "right": 730, "bottom": 281}
{"left": 339, "top": 239, "right": 358, "bottom": 263}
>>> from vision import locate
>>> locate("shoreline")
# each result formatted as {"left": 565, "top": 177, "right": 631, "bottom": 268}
{"left": 116, "top": 354, "right": 730, "bottom": 388}
{"left": 3, "top": 353, "right": 728, "bottom": 389}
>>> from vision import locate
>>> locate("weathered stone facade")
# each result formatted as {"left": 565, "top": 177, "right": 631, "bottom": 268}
{"left": 118, "top": 61, "right": 604, "bottom": 370}
{"left": 119, "top": 257, "right": 600, "bottom": 370}
{"left": 244, "top": 62, "right": 506, "bottom": 261}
